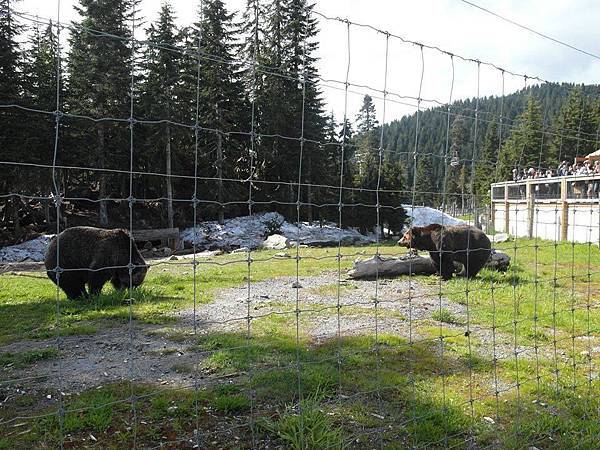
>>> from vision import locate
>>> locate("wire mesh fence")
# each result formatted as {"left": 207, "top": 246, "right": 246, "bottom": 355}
{"left": 0, "top": 1, "right": 599, "bottom": 449}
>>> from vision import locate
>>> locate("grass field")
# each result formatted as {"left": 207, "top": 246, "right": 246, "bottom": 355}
{"left": 0, "top": 239, "right": 599, "bottom": 449}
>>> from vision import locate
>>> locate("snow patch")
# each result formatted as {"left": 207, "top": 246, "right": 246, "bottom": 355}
{"left": 0, "top": 235, "right": 53, "bottom": 263}
{"left": 402, "top": 205, "right": 465, "bottom": 228}
{"left": 180, "top": 212, "right": 375, "bottom": 250}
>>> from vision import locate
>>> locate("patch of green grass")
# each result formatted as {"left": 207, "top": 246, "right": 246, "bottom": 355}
{"left": 431, "top": 308, "right": 464, "bottom": 325}
{"left": 0, "top": 347, "right": 58, "bottom": 369}
{"left": 261, "top": 390, "right": 345, "bottom": 450}
{"left": 213, "top": 393, "right": 250, "bottom": 413}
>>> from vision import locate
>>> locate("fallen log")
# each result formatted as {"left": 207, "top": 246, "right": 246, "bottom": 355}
{"left": 348, "top": 250, "right": 510, "bottom": 280}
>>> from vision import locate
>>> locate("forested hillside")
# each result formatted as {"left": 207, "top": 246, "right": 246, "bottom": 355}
{"left": 377, "top": 83, "right": 600, "bottom": 203}
{"left": 1, "top": 0, "right": 599, "bottom": 245}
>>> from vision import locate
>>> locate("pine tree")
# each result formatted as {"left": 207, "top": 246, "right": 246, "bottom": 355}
{"left": 414, "top": 153, "right": 434, "bottom": 206}
{"left": 194, "top": 0, "right": 249, "bottom": 223}
{"left": 473, "top": 121, "right": 499, "bottom": 202}
{"left": 67, "top": 0, "right": 137, "bottom": 227}
{"left": 548, "top": 88, "right": 597, "bottom": 164}
{"left": 22, "top": 22, "right": 61, "bottom": 200}
{"left": 0, "top": 0, "right": 25, "bottom": 235}
{"left": 497, "top": 96, "right": 543, "bottom": 180}
{"left": 0, "top": 0, "right": 21, "bottom": 102}
{"left": 356, "top": 94, "right": 378, "bottom": 134}
{"left": 354, "top": 94, "right": 379, "bottom": 177}
{"left": 140, "top": 1, "right": 182, "bottom": 228}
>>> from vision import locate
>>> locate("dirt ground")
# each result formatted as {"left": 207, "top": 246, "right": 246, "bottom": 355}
{"left": 1, "top": 273, "right": 566, "bottom": 404}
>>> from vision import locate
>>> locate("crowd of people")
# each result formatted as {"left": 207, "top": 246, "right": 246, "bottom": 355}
{"left": 508, "top": 159, "right": 600, "bottom": 200}
{"left": 511, "top": 159, "right": 600, "bottom": 182}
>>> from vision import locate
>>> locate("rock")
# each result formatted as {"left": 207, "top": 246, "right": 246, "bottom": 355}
{"left": 491, "top": 233, "right": 510, "bottom": 243}
{"left": 487, "top": 250, "right": 511, "bottom": 272}
{"left": 291, "top": 281, "right": 302, "bottom": 288}
{"left": 262, "top": 234, "right": 290, "bottom": 250}
{"left": 232, "top": 247, "right": 250, "bottom": 254}
{"left": 161, "top": 247, "right": 172, "bottom": 257}
{"left": 274, "top": 252, "right": 291, "bottom": 258}
{"left": 169, "top": 255, "right": 179, "bottom": 261}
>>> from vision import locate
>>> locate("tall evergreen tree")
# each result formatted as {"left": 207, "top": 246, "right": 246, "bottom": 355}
{"left": 548, "top": 88, "right": 597, "bottom": 164}
{"left": 67, "top": 0, "right": 137, "bottom": 227}
{"left": 497, "top": 96, "right": 544, "bottom": 180}
{"left": 22, "top": 22, "right": 61, "bottom": 202}
{"left": 473, "top": 121, "right": 499, "bottom": 202}
{"left": 194, "top": 0, "right": 248, "bottom": 223}
{"left": 356, "top": 94, "right": 378, "bottom": 134}
{"left": 0, "top": 0, "right": 25, "bottom": 235}
{"left": 354, "top": 94, "right": 378, "bottom": 177}
{"left": 0, "top": 0, "right": 21, "bottom": 102}
{"left": 414, "top": 153, "right": 434, "bottom": 206}
{"left": 140, "top": 1, "right": 182, "bottom": 228}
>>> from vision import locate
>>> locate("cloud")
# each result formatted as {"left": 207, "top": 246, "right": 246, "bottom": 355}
{"left": 17, "top": 0, "right": 600, "bottom": 122}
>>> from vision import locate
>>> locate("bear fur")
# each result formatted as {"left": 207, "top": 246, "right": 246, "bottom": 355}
{"left": 44, "top": 226, "right": 148, "bottom": 299}
{"left": 397, "top": 223, "right": 491, "bottom": 280}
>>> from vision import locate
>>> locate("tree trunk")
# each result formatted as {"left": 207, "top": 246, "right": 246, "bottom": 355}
{"left": 216, "top": 105, "right": 224, "bottom": 225}
{"left": 11, "top": 196, "right": 21, "bottom": 238}
{"left": 348, "top": 250, "right": 511, "bottom": 279}
{"left": 306, "top": 150, "right": 313, "bottom": 222}
{"left": 98, "top": 124, "right": 109, "bottom": 227}
{"left": 165, "top": 124, "right": 174, "bottom": 229}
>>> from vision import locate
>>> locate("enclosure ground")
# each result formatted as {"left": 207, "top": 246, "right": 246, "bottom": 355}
{"left": 0, "top": 241, "right": 599, "bottom": 449}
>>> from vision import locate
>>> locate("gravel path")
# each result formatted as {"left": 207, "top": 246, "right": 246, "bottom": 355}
{"left": 1, "top": 274, "right": 591, "bottom": 400}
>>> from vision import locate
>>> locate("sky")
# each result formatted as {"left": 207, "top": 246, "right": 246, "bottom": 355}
{"left": 17, "top": 0, "right": 600, "bottom": 124}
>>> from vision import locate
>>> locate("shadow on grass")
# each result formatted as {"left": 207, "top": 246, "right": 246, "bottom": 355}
{"left": 1, "top": 325, "right": 598, "bottom": 449}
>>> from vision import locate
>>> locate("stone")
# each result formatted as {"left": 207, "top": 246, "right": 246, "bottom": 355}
{"left": 491, "top": 233, "right": 510, "bottom": 243}
{"left": 262, "top": 234, "right": 290, "bottom": 250}
{"left": 274, "top": 252, "right": 291, "bottom": 258}
{"left": 232, "top": 247, "right": 250, "bottom": 254}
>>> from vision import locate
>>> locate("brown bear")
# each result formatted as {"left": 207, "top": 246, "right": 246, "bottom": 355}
{"left": 398, "top": 223, "right": 491, "bottom": 280}
{"left": 44, "top": 227, "right": 148, "bottom": 299}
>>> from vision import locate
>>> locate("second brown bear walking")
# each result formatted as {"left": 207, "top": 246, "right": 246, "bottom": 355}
{"left": 398, "top": 223, "right": 492, "bottom": 280}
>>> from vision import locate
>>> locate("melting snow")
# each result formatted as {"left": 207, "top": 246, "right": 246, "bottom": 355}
{"left": 0, "top": 235, "right": 54, "bottom": 263}
{"left": 1, "top": 207, "right": 464, "bottom": 263}
{"left": 402, "top": 205, "right": 465, "bottom": 228}
{"left": 180, "top": 212, "right": 375, "bottom": 250}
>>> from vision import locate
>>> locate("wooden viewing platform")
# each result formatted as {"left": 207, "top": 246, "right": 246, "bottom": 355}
{"left": 490, "top": 174, "right": 600, "bottom": 244}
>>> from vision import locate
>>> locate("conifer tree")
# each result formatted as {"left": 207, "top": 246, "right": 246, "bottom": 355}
{"left": 354, "top": 95, "right": 378, "bottom": 177}
{"left": 67, "top": 0, "right": 137, "bottom": 227}
{"left": 0, "top": 0, "right": 29, "bottom": 236}
{"left": 414, "top": 153, "right": 434, "bottom": 206}
{"left": 473, "top": 121, "right": 499, "bottom": 202}
{"left": 140, "top": 1, "right": 181, "bottom": 228}
{"left": 548, "top": 88, "right": 597, "bottom": 164}
{"left": 194, "top": 0, "right": 248, "bottom": 223}
{"left": 0, "top": 0, "right": 21, "bottom": 103}
{"left": 22, "top": 22, "right": 61, "bottom": 199}
{"left": 497, "top": 96, "right": 543, "bottom": 180}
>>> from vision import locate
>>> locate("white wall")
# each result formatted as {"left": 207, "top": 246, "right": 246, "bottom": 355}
{"left": 493, "top": 202, "right": 599, "bottom": 244}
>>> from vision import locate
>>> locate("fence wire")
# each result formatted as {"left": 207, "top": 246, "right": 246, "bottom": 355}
{"left": 0, "top": 2, "right": 599, "bottom": 450}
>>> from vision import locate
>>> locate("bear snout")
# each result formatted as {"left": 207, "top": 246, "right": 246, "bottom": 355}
{"left": 397, "top": 236, "right": 411, "bottom": 247}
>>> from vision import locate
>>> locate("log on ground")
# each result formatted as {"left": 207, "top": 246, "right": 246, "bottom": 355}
{"left": 348, "top": 250, "right": 510, "bottom": 279}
